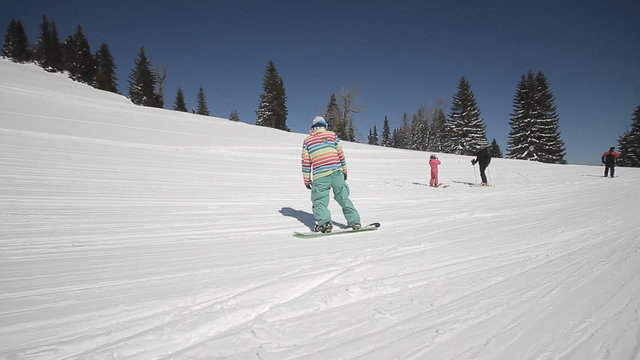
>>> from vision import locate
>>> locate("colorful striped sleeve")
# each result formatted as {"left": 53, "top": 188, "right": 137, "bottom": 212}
{"left": 302, "top": 143, "right": 312, "bottom": 185}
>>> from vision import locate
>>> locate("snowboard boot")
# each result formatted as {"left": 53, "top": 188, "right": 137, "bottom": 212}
{"left": 314, "top": 222, "right": 333, "bottom": 233}
{"left": 351, "top": 223, "right": 361, "bottom": 231}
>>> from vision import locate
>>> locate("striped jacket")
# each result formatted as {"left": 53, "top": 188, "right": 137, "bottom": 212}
{"left": 301, "top": 129, "right": 347, "bottom": 186}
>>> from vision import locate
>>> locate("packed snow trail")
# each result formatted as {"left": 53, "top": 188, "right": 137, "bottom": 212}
{"left": 1, "top": 60, "right": 640, "bottom": 359}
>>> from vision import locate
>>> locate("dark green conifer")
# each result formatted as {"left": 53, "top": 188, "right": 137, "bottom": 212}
{"left": 256, "top": 60, "right": 288, "bottom": 131}
{"left": 381, "top": 116, "right": 392, "bottom": 147}
{"left": 62, "top": 25, "right": 96, "bottom": 84}
{"left": 367, "top": 125, "right": 379, "bottom": 145}
{"left": 324, "top": 93, "right": 341, "bottom": 131}
{"left": 489, "top": 138, "right": 503, "bottom": 158}
{"left": 128, "top": 47, "right": 162, "bottom": 107}
{"left": 2, "top": 19, "right": 31, "bottom": 63}
{"left": 447, "top": 77, "right": 487, "bottom": 155}
{"left": 229, "top": 109, "right": 241, "bottom": 122}
{"left": 94, "top": 43, "right": 118, "bottom": 93}
{"left": 34, "top": 15, "right": 62, "bottom": 72}
{"left": 428, "top": 108, "right": 448, "bottom": 152}
{"left": 618, "top": 106, "right": 640, "bottom": 167}
{"left": 507, "top": 71, "right": 566, "bottom": 163}
{"left": 410, "top": 106, "right": 429, "bottom": 151}
{"left": 196, "top": 86, "right": 209, "bottom": 115}
{"left": 173, "top": 87, "right": 187, "bottom": 112}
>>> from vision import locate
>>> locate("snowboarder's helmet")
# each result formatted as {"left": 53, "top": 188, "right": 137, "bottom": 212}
{"left": 610, "top": 147, "right": 615, "bottom": 151}
{"left": 311, "top": 116, "right": 328, "bottom": 129}
{"left": 430, "top": 154, "right": 437, "bottom": 159}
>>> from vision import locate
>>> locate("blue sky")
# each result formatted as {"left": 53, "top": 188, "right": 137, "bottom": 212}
{"left": 2, "top": 0, "right": 639, "bottom": 165}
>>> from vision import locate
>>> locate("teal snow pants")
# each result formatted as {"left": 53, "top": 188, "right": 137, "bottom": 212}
{"left": 311, "top": 170, "right": 360, "bottom": 226}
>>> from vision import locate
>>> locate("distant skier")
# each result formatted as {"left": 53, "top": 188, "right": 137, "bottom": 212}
{"left": 429, "top": 154, "right": 441, "bottom": 187}
{"left": 471, "top": 145, "right": 492, "bottom": 186}
{"left": 601, "top": 147, "right": 620, "bottom": 178}
{"left": 301, "top": 116, "right": 361, "bottom": 233}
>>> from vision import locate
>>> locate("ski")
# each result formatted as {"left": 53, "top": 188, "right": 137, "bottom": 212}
{"left": 293, "top": 222, "right": 381, "bottom": 238}
{"left": 411, "top": 182, "right": 449, "bottom": 188}
{"left": 452, "top": 180, "right": 492, "bottom": 187}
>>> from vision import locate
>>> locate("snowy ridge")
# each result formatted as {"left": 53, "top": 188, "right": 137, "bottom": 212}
{"left": 1, "top": 59, "right": 640, "bottom": 359}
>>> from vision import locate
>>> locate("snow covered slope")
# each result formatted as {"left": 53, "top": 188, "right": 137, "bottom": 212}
{"left": 1, "top": 59, "right": 639, "bottom": 360}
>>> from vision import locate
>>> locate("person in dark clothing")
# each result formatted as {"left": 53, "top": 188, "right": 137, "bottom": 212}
{"left": 601, "top": 147, "right": 620, "bottom": 178}
{"left": 471, "top": 145, "right": 492, "bottom": 185}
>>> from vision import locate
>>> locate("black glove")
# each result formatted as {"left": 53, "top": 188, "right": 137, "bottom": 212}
{"left": 471, "top": 159, "right": 477, "bottom": 165}
{"left": 344, "top": 173, "right": 348, "bottom": 181}
{"left": 305, "top": 183, "right": 312, "bottom": 190}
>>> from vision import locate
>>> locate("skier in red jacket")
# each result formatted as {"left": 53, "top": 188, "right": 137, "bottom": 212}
{"left": 601, "top": 147, "right": 620, "bottom": 177}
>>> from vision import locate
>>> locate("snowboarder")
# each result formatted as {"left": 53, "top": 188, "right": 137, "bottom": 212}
{"left": 429, "top": 154, "right": 441, "bottom": 187}
{"left": 301, "top": 116, "right": 361, "bottom": 233}
{"left": 471, "top": 145, "right": 492, "bottom": 186}
{"left": 601, "top": 147, "right": 620, "bottom": 178}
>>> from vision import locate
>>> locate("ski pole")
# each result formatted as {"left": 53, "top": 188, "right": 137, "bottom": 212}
{"left": 472, "top": 162, "right": 478, "bottom": 184}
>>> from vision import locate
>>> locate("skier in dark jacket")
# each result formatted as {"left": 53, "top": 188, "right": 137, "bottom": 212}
{"left": 601, "top": 147, "right": 620, "bottom": 178}
{"left": 471, "top": 145, "right": 492, "bottom": 186}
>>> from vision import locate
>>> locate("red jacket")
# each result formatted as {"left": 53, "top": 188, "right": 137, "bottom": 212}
{"left": 601, "top": 151, "right": 620, "bottom": 165}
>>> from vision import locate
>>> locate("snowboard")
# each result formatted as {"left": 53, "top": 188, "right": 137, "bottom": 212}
{"left": 293, "top": 222, "right": 381, "bottom": 238}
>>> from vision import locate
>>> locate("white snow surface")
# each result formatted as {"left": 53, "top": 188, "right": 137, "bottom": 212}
{"left": 1, "top": 59, "right": 639, "bottom": 360}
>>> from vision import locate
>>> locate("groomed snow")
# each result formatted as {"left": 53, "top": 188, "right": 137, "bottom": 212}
{"left": 1, "top": 59, "right": 639, "bottom": 360}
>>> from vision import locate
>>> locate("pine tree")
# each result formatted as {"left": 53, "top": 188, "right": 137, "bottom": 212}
{"left": 507, "top": 73, "right": 533, "bottom": 160}
{"left": 618, "top": 105, "right": 640, "bottom": 167}
{"left": 2, "top": 19, "right": 31, "bottom": 63}
{"left": 372, "top": 125, "right": 379, "bottom": 145}
{"left": 489, "top": 138, "right": 503, "bottom": 158}
{"left": 347, "top": 121, "right": 356, "bottom": 142}
{"left": 229, "top": 109, "right": 241, "bottom": 122}
{"left": 392, "top": 129, "right": 400, "bottom": 149}
{"left": 128, "top": 47, "right": 162, "bottom": 107}
{"left": 410, "top": 106, "right": 429, "bottom": 151}
{"left": 381, "top": 116, "right": 392, "bottom": 147}
{"left": 34, "top": 15, "right": 62, "bottom": 72}
{"left": 62, "top": 25, "right": 96, "bottom": 84}
{"left": 367, "top": 125, "right": 379, "bottom": 145}
{"left": 94, "top": 43, "right": 118, "bottom": 93}
{"left": 196, "top": 85, "right": 209, "bottom": 115}
{"left": 256, "top": 60, "right": 289, "bottom": 131}
{"left": 324, "top": 93, "right": 341, "bottom": 131}
{"left": 428, "top": 108, "right": 448, "bottom": 152}
{"left": 507, "top": 71, "right": 566, "bottom": 163}
{"left": 173, "top": 87, "right": 187, "bottom": 112}
{"left": 533, "top": 72, "right": 565, "bottom": 163}
{"left": 395, "top": 113, "right": 412, "bottom": 149}
{"left": 447, "top": 77, "right": 487, "bottom": 155}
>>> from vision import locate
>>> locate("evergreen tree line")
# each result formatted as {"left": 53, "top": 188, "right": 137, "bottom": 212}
{"left": 2, "top": 17, "right": 117, "bottom": 93}
{"left": 366, "top": 74, "right": 566, "bottom": 163}
{"left": 1, "top": 16, "right": 225, "bottom": 118}
{"left": 5, "top": 18, "right": 638, "bottom": 167}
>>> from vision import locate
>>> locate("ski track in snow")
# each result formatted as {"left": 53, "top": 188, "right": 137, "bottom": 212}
{"left": 1, "top": 60, "right": 640, "bottom": 359}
